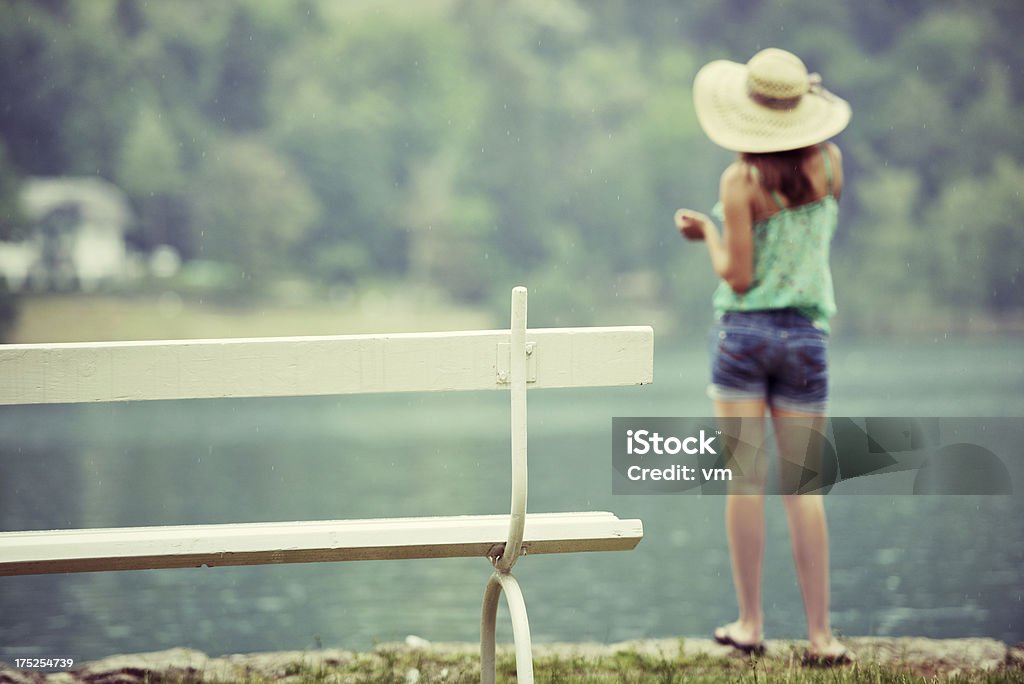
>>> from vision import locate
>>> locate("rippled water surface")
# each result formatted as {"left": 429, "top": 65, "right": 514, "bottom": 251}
{"left": 1, "top": 336, "right": 1022, "bottom": 661}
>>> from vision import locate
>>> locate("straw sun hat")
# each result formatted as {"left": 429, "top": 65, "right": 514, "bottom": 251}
{"left": 693, "top": 48, "right": 851, "bottom": 153}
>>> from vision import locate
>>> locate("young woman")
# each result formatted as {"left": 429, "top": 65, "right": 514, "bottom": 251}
{"left": 674, "top": 48, "right": 853, "bottom": 665}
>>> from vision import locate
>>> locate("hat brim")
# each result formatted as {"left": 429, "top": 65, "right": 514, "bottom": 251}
{"left": 693, "top": 59, "right": 851, "bottom": 153}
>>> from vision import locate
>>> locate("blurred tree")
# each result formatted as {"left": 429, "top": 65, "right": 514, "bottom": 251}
{"left": 269, "top": 3, "right": 480, "bottom": 284}
{"left": 203, "top": 3, "right": 309, "bottom": 132}
{"left": 269, "top": 78, "right": 402, "bottom": 284}
{"left": 872, "top": 9, "right": 990, "bottom": 199}
{"left": 957, "top": 65, "right": 1024, "bottom": 180}
{"left": 926, "top": 156, "right": 1024, "bottom": 316}
{"left": 400, "top": 151, "right": 497, "bottom": 302}
{"left": 49, "top": 2, "right": 137, "bottom": 177}
{"left": 0, "top": 143, "right": 26, "bottom": 341}
{"left": 636, "top": 47, "right": 723, "bottom": 314}
{"left": 552, "top": 43, "right": 653, "bottom": 270}
{"left": 190, "top": 138, "right": 321, "bottom": 292}
{"left": 454, "top": 0, "right": 588, "bottom": 283}
{"left": 207, "top": 7, "right": 270, "bottom": 130}
{"left": 0, "top": 2, "right": 79, "bottom": 174}
{"left": 116, "top": 103, "right": 193, "bottom": 255}
{"left": 0, "top": 143, "right": 26, "bottom": 241}
{"left": 833, "top": 167, "right": 925, "bottom": 334}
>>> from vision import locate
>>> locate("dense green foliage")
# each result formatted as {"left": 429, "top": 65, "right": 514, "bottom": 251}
{"left": 0, "top": 0, "right": 1021, "bottom": 335}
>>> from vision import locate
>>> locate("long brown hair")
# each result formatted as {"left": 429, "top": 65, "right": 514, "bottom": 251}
{"left": 741, "top": 146, "right": 816, "bottom": 206}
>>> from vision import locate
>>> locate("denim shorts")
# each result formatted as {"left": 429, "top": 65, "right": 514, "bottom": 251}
{"left": 707, "top": 309, "right": 829, "bottom": 413}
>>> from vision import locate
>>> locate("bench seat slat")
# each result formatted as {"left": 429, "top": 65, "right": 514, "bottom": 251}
{"left": 0, "top": 512, "right": 643, "bottom": 576}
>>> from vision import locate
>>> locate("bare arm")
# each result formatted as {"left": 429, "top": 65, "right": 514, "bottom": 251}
{"left": 675, "top": 163, "right": 755, "bottom": 293}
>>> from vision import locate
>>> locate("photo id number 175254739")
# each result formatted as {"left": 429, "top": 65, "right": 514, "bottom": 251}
{"left": 15, "top": 658, "right": 75, "bottom": 669}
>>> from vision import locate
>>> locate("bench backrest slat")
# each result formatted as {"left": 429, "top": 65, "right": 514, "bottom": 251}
{"left": 0, "top": 326, "right": 653, "bottom": 406}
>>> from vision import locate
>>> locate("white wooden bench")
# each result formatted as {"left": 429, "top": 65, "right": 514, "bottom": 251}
{"left": 0, "top": 286, "right": 652, "bottom": 683}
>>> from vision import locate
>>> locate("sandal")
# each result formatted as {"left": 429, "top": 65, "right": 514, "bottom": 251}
{"left": 713, "top": 624, "right": 766, "bottom": 656}
{"left": 802, "top": 644, "right": 853, "bottom": 667}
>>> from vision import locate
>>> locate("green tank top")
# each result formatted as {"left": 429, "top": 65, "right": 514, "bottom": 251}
{"left": 711, "top": 145, "right": 838, "bottom": 332}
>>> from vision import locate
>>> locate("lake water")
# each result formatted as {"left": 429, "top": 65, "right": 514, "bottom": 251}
{"left": 1, "top": 336, "right": 1022, "bottom": 662}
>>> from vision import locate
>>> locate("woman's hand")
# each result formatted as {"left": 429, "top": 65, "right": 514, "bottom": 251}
{"left": 674, "top": 209, "right": 711, "bottom": 241}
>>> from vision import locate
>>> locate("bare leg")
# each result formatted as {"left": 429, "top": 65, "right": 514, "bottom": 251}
{"left": 715, "top": 398, "right": 767, "bottom": 648}
{"left": 772, "top": 408, "right": 850, "bottom": 660}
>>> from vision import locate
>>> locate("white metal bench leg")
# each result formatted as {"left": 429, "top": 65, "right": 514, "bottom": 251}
{"left": 494, "top": 286, "right": 529, "bottom": 575}
{"left": 480, "top": 570, "right": 534, "bottom": 684}
{"left": 480, "top": 287, "right": 536, "bottom": 683}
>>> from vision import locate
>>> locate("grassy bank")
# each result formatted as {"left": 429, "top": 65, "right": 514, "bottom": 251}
{"left": 15, "top": 638, "right": 1020, "bottom": 684}
{"left": 267, "top": 644, "right": 1020, "bottom": 683}
{"left": 6, "top": 290, "right": 497, "bottom": 344}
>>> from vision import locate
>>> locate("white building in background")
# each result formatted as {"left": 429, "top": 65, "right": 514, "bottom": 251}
{"left": 0, "top": 176, "right": 135, "bottom": 291}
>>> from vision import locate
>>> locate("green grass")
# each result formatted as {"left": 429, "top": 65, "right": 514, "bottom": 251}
{"left": 128, "top": 642, "right": 1022, "bottom": 684}
{"left": 8, "top": 290, "right": 496, "bottom": 343}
